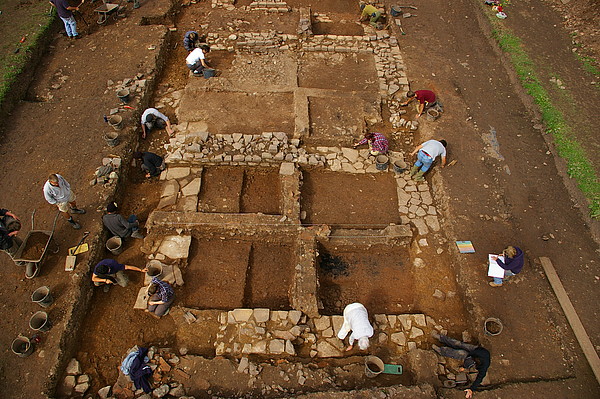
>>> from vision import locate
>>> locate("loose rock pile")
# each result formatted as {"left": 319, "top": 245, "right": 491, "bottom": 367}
{"left": 61, "top": 358, "right": 90, "bottom": 397}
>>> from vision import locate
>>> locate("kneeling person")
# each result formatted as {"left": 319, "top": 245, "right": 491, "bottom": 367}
{"left": 141, "top": 108, "right": 173, "bottom": 139}
{"left": 186, "top": 44, "right": 211, "bottom": 77}
{"left": 92, "top": 259, "right": 146, "bottom": 288}
{"left": 102, "top": 202, "right": 143, "bottom": 239}
{"left": 146, "top": 277, "right": 175, "bottom": 318}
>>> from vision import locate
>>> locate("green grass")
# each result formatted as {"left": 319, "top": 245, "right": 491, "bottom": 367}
{"left": 0, "top": 3, "right": 55, "bottom": 106}
{"left": 485, "top": 12, "right": 600, "bottom": 218}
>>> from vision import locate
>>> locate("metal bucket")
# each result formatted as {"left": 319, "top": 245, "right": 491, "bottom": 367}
{"left": 31, "top": 286, "right": 53, "bottom": 308}
{"left": 392, "top": 160, "right": 407, "bottom": 173}
{"left": 106, "top": 236, "right": 123, "bottom": 255}
{"left": 108, "top": 115, "right": 123, "bottom": 131}
{"left": 103, "top": 131, "right": 120, "bottom": 147}
{"left": 426, "top": 108, "right": 440, "bottom": 121}
{"left": 375, "top": 155, "right": 389, "bottom": 171}
{"left": 146, "top": 260, "right": 163, "bottom": 280}
{"left": 11, "top": 336, "right": 34, "bottom": 357}
{"left": 484, "top": 317, "right": 503, "bottom": 336}
{"left": 116, "top": 88, "right": 130, "bottom": 104}
{"left": 29, "top": 311, "right": 51, "bottom": 332}
{"left": 203, "top": 68, "right": 216, "bottom": 79}
{"left": 364, "top": 356, "right": 385, "bottom": 378}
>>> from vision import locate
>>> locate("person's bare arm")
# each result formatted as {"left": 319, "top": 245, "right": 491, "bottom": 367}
{"left": 400, "top": 97, "right": 414, "bottom": 106}
{"left": 165, "top": 119, "right": 174, "bottom": 136}
{"left": 441, "top": 155, "right": 447, "bottom": 167}
{"left": 141, "top": 123, "right": 147, "bottom": 139}
{"left": 416, "top": 103, "right": 425, "bottom": 118}
{"left": 125, "top": 265, "right": 147, "bottom": 273}
{"left": 92, "top": 274, "right": 113, "bottom": 284}
{"left": 410, "top": 144, "right": 423, "bottom": 156}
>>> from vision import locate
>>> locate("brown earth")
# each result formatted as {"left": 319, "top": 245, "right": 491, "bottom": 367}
{"left": 0, "top": 0, "right": 598, "bottom": 398}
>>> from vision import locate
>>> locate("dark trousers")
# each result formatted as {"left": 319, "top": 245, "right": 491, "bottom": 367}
{"left": 437, "top": 335, "right": 478, "bottom": 360}
{"left": 148, "top": 294, "right": 174, "bottom": 316}
{"left": 187, "top": 61, "right": 205, "bottom": 75}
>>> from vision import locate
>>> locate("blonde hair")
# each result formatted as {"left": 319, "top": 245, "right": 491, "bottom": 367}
{"left": 504, "top": 246, "right": 517, "bottom": 258}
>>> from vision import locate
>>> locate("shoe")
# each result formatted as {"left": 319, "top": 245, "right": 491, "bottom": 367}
{"left": 70, "top": 208, "right": 86, "bottom": 214}
{"left": 430, "top": 331, "right": 441, "bottom": 340}
{"left": 489, "top": 281, "right": 502, "bottom": 287}
{"left": 131, "top": 231, "right": 144, "bottom": 239}
{"left": 409, "top": 165, "right": 419, "bottom": 176}
{"left": 432, "top": 344, "right": 442, "bottom": 355}
{"left": 68, "top": 220, "right": 81, "bottom": 230}
{"left": 103, "top": 285, "right": 110, "bottom": 293}
{"left": 413, "top": 170, "right": 426, "bottom": 181}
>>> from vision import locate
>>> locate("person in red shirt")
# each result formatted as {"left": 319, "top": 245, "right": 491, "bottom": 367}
{"left": 401, "top": 90, "right": 437, "bottom": 119}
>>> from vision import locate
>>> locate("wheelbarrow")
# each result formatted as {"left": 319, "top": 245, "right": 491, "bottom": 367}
{"left": 94, "top": 0, "right": 125, "bottom": 25}
{"left": 12, "top": 210, "right": 60, "bottom": 279}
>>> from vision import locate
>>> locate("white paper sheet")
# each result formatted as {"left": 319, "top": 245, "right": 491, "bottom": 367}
{"left": 487, "top": 254, "right": 506, "bottom": 278}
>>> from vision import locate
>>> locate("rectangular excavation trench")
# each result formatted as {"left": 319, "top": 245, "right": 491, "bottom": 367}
{"left": 198, "top": 166, "right": 281, "bottom": 214}
{"left": 300, "top": 169, "right": 401, "bottom": 227}
{"left": 317, "top": 242, "right": 414, "bottom": 315}
{"left": 180, "top": 237, "right": 294, "bottom": 310}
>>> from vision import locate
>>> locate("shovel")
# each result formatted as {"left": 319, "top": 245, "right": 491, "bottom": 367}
{"left": 65, "top": 232, "right": 89, "bottom": 271}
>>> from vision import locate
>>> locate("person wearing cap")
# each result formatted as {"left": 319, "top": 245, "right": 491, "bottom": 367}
{"left": 183, "top": 30, "right": 207, "bottom": 52}
{"left": 140, "top": 108, "right": 173, "bottom": 139}
{"left": 186, "top": 44, "right": 212, "bottom": 77}
{"left": 337, "top": 303, "right": 374, "bottom": 351}
{"left": 145, "top": 277, "right": 175, "bottom": 319}
{"left": 432, "top": 332, "right": 491, "bottom": 398}
{"left": 400, "top": 90, "right": 437, "bottom": 119}
{"left": 43, "top": 173, "right": 85, "bottom": 229}
{"left": 409, "top": 139, "right": 447, "bottom": 181}
{"left": 92, "top": 259, "right": 147, "bottom": 288}
{"left": 133, "top": 151, "right": 165, "bottom": 178}
{"left": 102, "top": 202, "right": 144, "bottom": 239}
{"left": 358, "top": 3, "right": 383, "bottom": 28}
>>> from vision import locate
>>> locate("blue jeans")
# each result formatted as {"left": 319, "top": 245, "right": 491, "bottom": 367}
{"left": 493, "top": 270, "right": 515, "bottom": 285}
{"left": 60, "top": 16, "right": 78, "bottom": 37}
{"left": 415, "top": 150, "right": 434, "bottom": 172}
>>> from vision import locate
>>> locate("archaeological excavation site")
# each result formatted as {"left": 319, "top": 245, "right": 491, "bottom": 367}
{"left": 3, "top": 0, "right": 598, "bottom": 398}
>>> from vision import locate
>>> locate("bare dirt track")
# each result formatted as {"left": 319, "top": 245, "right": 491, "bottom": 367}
{"left": 0, "top": 0, "right": 599, "bottom": 398}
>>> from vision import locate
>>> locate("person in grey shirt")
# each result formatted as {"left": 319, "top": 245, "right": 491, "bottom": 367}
{"left": 102, "top": 202, "right": 143, "bottom": 239}
{"left": 141, "top": 108, "right": 173, "bottom": 139}
{"left": 43, "top": 174, "right": 85, "bottom": 229}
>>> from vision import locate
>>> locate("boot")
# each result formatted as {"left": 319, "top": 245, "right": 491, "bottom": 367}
{"left": 70, "top": 207, "right": 86, "bottom": 214}
{"left": 413, "top": 170, "right": 426, "bottom": 181}
{"left": 68, "top": 218, "right": 81, "bottom": 230}
{"left": 409, "top": 165, "right": 419, "bottom": 176}
{"left": 131, "top": 231, "right": 144, "bottom": 239}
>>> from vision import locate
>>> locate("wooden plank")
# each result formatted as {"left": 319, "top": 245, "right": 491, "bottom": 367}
{"left": 539, "top": 257, "right": 600, "bottom": 384}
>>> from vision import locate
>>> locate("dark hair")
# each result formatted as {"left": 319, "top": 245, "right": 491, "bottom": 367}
{"left": 48, "top": 174, "right": 59, "bottom": 183}
{"left": 145, "top": 114, "right": 155, "bottom": 123}
{"left": 133, "top": 151, "right": 143, "bottom": 159}
{"left": 148, "top": 283, "right": 157, "bottom": 295}
{"left": 360, "top": 4, "right": 365, "bottom": 10}
{"left": 96, "top": 264, "right": 109, "bottom": 275}
{"left": 189, "top": 31, "right": 198, "bottom": 41}
{"left": 364, "top": 133, "right": 375, "bottom": 140}
{"left": 406, "top": 91, "right": 415, "bottom": 98}
{"left": 106, "top": 201, "right": 118, "bottom": 213}
{"left": 440, "top": 139, "right": 447, "bottom": 148}
{"left": 199, "top": 44, "right": 210, "bottom": 53}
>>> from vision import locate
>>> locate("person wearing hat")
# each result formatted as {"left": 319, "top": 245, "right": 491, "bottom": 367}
{"left": 140, "top": 108, "right": 173, "bottom": 139}
{"left": 358, "top": 3, "right": 383, "bottom": 28}
{"left": 133, "top": 151, "right": 165, "bottom": 178}
{"left": 183, "top": 30, "right": 207, "bottom": 52}
{"left": 432, "top": 332, "right": 491, "bottom": 398}
{"left": 102, "top": 202, "right": 144, "bottom": 239}
{"left": 337, "top": 303, "right": 374, "bottom": 351}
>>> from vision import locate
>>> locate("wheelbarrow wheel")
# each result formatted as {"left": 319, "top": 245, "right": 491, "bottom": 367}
{"left": 50, "top": 238, "right": 59, "bottom": 254}
{"left": 25, "top": 262, "right": 40, "bottom": 279}
{"left": 97, "top": 13, "right": 108, "bottom": 25}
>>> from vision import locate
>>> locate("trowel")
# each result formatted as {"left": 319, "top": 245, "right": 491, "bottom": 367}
{"left": 65, "top": 232, "right": 89, "bottom": 271}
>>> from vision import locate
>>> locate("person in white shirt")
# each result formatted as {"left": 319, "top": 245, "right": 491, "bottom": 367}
{"left": 337, "top": 303, "right": 374, "bottom": 351}
{"left": 186, "top": 44, "right": 211, "bottom": 77}
{"left": 140, "top": 107, "right": 173, "bottom": 139}
{"left": 43, "top": 174, "right": 85, "bottom": 229}
{"left": 409, "top": 139, "right": 447, "bottom": 181}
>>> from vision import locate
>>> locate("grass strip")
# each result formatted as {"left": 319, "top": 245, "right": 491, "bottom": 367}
{"left": 483, "top": 9, "right": 600, "bottom": 218}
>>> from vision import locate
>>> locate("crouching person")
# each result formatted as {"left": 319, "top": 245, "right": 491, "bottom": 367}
{"left": 92, "top": 259, "right": 147, "bottom": 290}
{"left": 103, "top": 202, "right": 144, "bottom": 239}
{"left": 186, "top": 44, "right": 212, "bottom": 77}
{"left": 337, "top": 302, "right": 374, "bottom": 351}
{"left": 145, "top": 277, "right": 175, "bottom": 319}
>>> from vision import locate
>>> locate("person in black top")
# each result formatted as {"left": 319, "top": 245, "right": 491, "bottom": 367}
{"left": 133, "top": 151, "right": 165, "bottom": 178}
{"left": 0, "top": 208, "right": 22, "bottom": 261}
{"left": 432, "top": 332, "right": 490, "bottom": 398}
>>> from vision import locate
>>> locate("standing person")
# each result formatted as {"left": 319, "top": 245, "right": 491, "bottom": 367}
{"left": 400, "top": 90, "right": 437, "bottom": 119}
{"left": 489, "top": 246, "right": 524, "bottom": 287}
{"left": 337, "top": 303, "right": 374, "bottom": 351}
{"left": 358, "top": 3, "right": 383, "bottom": 28}
{"left": 186, "top": 44, "right": 211, "bottom": 77}
{"left": 145, "top": 277, "right": 175, "bottom": 319}
{"left": 92, "top": 259, "right": 147, "bottom": 288}
{"left": 409, "top": 139, "right": 447, "bottom": 181}
{"left": 49, "top": 0, "right": 80, "bottom": 40}
{"left": 102, "top": 202, "right": 144, "bottom": 239}
{"left": 183, "top": 31, "right": 206, "bottom": 52}
{"left": 140, "top": 108, "right": 173, "bottom": 139}
{"left": 353, "top": 132, "right": 389, "bottom": 156}
{"left": 432, "top": 332, "right": 491, "bottom": 398}
{"left": 43, "top": 174, "right": 85, "bottom": 229}
{"left": 133, "top": 151, "right": 165, "bottom": 178}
